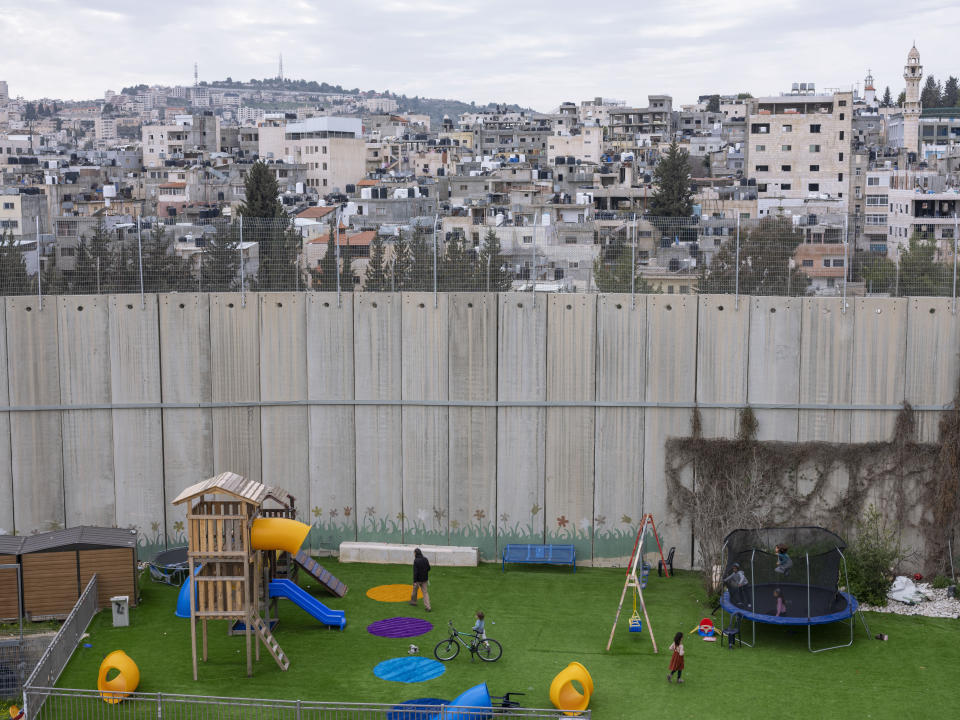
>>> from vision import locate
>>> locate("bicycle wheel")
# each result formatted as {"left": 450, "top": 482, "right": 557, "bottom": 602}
{"left": 434, "top": 638, "right": 460, "bottom": 661}
{"left": 475, "top": 638, "right": 502, "bottom": 662}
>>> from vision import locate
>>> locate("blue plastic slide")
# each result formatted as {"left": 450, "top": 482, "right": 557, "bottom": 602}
{"left": 174, "top": 564, "right": 202, "bottom": 618}
{"left": 430, "top": 683, "right": 491, "bottom": 720}
{"left": 268, "top": 579, "right": 346, "bottom": 630}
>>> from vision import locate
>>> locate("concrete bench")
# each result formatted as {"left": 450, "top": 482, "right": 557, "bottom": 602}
{"left": 502, "top": 544, "right": 576, "bottom": 572}
{"left": 339, "top": 542, "right": 478, "bottom": 567}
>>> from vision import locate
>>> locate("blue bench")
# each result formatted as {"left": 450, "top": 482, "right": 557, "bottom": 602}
{"left": 501, "top": 544, "right": 576, "bottom": 572}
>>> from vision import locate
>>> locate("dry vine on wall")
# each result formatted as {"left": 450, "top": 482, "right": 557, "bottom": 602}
{"left": 665, "top": 395, "right": 960, "bottom": 594}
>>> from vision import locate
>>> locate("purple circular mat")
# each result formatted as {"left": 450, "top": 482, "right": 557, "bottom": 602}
{"left": 367, "top": 616, "right": 434, "bottom": 638}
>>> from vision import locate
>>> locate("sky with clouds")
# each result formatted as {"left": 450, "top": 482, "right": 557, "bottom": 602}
{"left": 5, "top": 0, "right": 960, "bottom": 110}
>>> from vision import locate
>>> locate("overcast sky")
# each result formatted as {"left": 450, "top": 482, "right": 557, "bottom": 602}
{"left": 6, "top": 0, "right": 960, "bottom": 110}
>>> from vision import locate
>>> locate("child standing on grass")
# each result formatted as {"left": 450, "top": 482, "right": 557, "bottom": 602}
{"left": 472, "top": 611, "right": 486, "bottom": 639}
{"left": 667, "top": 631, "right": 685, "bottom": 684}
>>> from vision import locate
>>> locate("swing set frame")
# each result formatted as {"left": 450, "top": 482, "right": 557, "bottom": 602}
{"left": 605, "top": 513, "right": 670, "bottom": 653}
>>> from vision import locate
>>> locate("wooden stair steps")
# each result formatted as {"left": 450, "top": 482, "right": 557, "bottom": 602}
{"left": 250, "top": 612, "right": 289, "bottom": 671}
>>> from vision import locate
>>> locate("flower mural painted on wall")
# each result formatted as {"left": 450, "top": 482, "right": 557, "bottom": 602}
{"left": 499, "top": 513, "right": 510, "bottom": 524}
{"left": 531, "top": 503, "right": 541, "bottom": 516}
{"left": 365, "top": 506, "right": 376, "bottom": 517}
{"left": 329, "top": 509, "right": 338, "bottom": 519}
{"left": 397, "top": 512, "right": 406, "bottom": 522}
{"left": 173, "top": 520, "right": 184, "bottom": 534}
{"left": 474, "top": 509, "right": 486, "bottom": 522}
{"left": 151, "top": 521, "right": 161, "bottom": 535}
{"left": 312, "top": 506, "right": 322, "bottom": 519}
{"left": 343, "top": 507, "right": 352, "bottom": 517}
{"left": 594, "top": 515, "right": 607, "bottom": 526}
{"left": 433, "top": 507, "right": 446, "bottom": 524}
{"left": 621, "top": 515, "right": 633, "bottom": 525}
{"left": 451, "top": 520, "right": 460, "bottom": 530}
{"left": 556, "top": 515, "right": 569, "bottom": 528}
{"left": 579, "top": 517, "right": 590, "bottom": 532}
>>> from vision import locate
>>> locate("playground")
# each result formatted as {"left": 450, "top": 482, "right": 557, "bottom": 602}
{"left": 30, "top": 556, "right": 957, "bottom": 719}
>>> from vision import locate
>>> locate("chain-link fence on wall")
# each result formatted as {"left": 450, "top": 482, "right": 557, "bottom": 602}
{"left": 2, "top": 213, "right": 959, "bottom": 300}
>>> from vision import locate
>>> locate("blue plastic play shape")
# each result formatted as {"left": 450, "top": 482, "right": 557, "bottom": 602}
{"left": 430, "top": 683, "right": 492, "bottom": 720}
{"left": 174, "top": 564, "right": 202, "bottom": 618}
{"left": 268, "top": 579, "right": 346, "bottom": 630}
{"left": 373, "top": 657, "right": 446, "bottom": 683}
{"left": 386, "top": 698, "right": 448, "bottom": 720}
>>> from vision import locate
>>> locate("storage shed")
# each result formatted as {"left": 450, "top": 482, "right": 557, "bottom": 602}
{"left": 0, "top": 527, "right": 139, "bottom": 620}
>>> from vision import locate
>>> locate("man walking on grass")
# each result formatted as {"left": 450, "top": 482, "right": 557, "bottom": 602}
{"left": 410, "top": 547, "right": 432, "bottom": 612}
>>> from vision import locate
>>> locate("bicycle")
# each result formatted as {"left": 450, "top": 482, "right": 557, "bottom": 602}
{"left": 434, "top": 620, "right": 503, "bottom": 662}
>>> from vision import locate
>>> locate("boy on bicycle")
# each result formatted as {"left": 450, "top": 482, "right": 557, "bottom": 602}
{"left": 471, "top": 611, "right": 486, "bottom": 649}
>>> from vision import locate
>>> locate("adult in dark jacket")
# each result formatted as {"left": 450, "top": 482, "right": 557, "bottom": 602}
{"left": 410, "top": 548, "right": 432, "bottom": 611}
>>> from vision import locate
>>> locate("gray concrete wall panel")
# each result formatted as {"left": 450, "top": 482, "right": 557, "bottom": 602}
{"left": 545, "top": 294, "right": 596, "bottom": 560}
{"left": 594, "top": 295, "right": 646, "bottom": 563}
{"left": 696, "top": 295, "right": 749, "bottom": 438}
{"left": 354, "top": 293, "right": 403, "bottom": 542}
{"left": 905, "top": 297, "right": 958, "bottom": 442}
{"left": 6, "top": 297, "right": 63, "bottom": 533}
{"left": 747, "top": 296, "right": 801, "bottom": 441}
{"left": 109, "top": 295, "right": 164, "bottom": 548}
{"left": 497, "top": 293, "right": 547, "bottom": 549}
{"left": 58, "top": 296, "right": 115, "bottom": 527}
{"left": 158, "top": 294, "right": 213, "bottom": 540}
{"left": 0, "top": 303, "right": 12, "bottom": 536}
{"left": 448, "top": 293, "right": 497, "bottom": 559}
{"left": 210, "top": 293, "right": 261, "bottom": 482}
{"left": 259, "top": 293, "right": 309, "bottom": 510}
{"left": 306, "top": 293, "right": 356, "bottom": 549}
{"left": 851, "top": 298, "right": 906, "bottom": 444}
{"left": 401, "top": 293, "right": 449, "bottom": 545}
{"left": 644, "top": 295, "right": 697, "bottom": 568}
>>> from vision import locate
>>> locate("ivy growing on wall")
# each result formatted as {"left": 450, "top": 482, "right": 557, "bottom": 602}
{"left": 665, "top": 394, "right": 960, "bottom": 594}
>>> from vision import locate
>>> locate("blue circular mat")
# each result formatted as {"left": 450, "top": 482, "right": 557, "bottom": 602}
{"left": 374, "top": 656, "right": 446, "bottom": 683}
{"left": 386, "top": 697, "right": 449, "bottom": 720}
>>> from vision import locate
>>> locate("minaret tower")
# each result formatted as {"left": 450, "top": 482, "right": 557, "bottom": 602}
{"left": 903, "top": 45, "right": 922, "bottom": 155}
{"left": 863, "top": 69, "right": 876, "bottom": 108}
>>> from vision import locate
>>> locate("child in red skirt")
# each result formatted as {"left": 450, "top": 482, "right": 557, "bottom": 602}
{"left": 667, "top": 631, "right": 685, "bottom": 683}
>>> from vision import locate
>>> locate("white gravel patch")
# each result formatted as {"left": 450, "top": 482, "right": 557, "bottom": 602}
{"left": 859, "top": 584, "right": 960, "bottom": 619}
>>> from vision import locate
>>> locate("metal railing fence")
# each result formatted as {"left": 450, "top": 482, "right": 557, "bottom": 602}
{"left": 4, "top": 213, "right": 960, "bottom": 302}
{"left": 22, "top": 575, "right": 99, "bottom": 718}
{"left": 23, "top": 687, "right": 584, "bottom": 720}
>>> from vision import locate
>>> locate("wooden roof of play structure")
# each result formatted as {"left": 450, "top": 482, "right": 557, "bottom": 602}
{"left": 172, "top": 471, "right": 271, "bottom": 507}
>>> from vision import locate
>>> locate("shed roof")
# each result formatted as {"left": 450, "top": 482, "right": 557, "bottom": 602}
{"left": 0, "top": 526, "right": 137, "bottom": 555}
{"left": 172, "top": 471, "right": 268, "bottom": 506}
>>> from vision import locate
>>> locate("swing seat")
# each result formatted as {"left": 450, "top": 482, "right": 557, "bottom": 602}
{"left": 628, "top": 614, "right": 643, "bottom": 632}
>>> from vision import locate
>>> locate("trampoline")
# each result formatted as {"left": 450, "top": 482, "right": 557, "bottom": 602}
{"left": 148, "top": 546, "right": 189, "bottom": 586}
{"left": 719, "top": 527, "right": 871, "bottom": 652}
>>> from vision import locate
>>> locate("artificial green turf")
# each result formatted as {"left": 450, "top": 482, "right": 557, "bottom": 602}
{"left": 53, "top": 560, "right": 960, "bottom": 719}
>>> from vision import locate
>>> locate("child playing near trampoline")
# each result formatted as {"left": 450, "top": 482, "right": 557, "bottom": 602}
{"left": 667, "top": 631, "right": 685, "bottom": 683}
{"left": 773, "top": 587, "right": 787, "bottom": 617}
{"left": 723, "top": 562, "right": 750, "bottom": 608}
{"left": 774, "top": 544, "right": 793, "bottom": 576}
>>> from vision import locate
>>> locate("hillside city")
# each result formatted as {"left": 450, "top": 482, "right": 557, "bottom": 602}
{"left": 1, "top": 45, "right": 960, "bottom": 296}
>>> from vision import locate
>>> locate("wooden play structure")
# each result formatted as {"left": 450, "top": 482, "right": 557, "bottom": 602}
{"left": 605, "top": 514, "right": 670, "bottom": 652}
{"left": 173, "top": 472, "right": 288, "bottom": 679}
{"left": 172, "top": 471, "right": 348, "bottom": 680}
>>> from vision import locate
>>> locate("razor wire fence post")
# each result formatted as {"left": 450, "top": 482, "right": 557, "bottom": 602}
{"left": 953, "top": 213, "right": 958, "bottom": 315}
{"left": 240, "top": 215, "right": 246, "bottom": 307}
{"left": 842, "top": 214, "right": 849, "bottom": 314}
{"left": 631, "top": 213, "right": 636, "bottom": 306}
{"left": 36, "top": 215, "right": 42, "bottom": 308}
{"left": 433, "top": 213, "right": 438, "bottom": 306}
{"left": 335, "top": 209, "right": 342, "bottom": 308}
{"left": 734, "top": 214, "right": 740, "bottom": 310}
{"left": 137, "top": 217, "right": 145, "bottom": 308}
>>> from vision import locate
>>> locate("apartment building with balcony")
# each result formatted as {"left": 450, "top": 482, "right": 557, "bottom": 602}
{"left": 887, "top": 185, "right": 960, "bottom": 258}
{"left": 744, "top": 90, "right": 854, "bottom": 211}
{"left": 141, "top": 113, "right": 219, "bottom": 167}
{"left": 608, "top": 95, "right": 675, "bottom": 145}
{"left": 283, "top": 117, "right": 366, "bottom": 193}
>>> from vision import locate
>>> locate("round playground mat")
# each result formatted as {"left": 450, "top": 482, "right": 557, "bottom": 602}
{"left": 373, "top": 657, "right": 446, "bottom": 683}
{"left": 366, "top": 584, "right": 422, "bottom": 602}
{"left": 386, "top": 698, "right": 448, "bottom": 720}
{"left": 367, "top": 617, "right": 434, "bottom": 638}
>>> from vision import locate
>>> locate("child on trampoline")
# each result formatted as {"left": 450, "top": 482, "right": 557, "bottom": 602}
{"left": 773, "top": 587, "right": 787, "bottom": 617}
{"left": 667, "top": 631, "right": 685, "bottom": 683}
{"left": 774, "top": 544, "right": 793, "bottom": 576}
{"left": 723, "top": 562, "right": 750, "bottom": 608}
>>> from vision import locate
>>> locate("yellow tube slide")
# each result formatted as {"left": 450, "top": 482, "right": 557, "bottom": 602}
{"left": 98, "top": 650, "right": 140, "bottom": 704}
{"left": 251, "top": 517, "right": 311, "bottom": 554}
{"left": 549, "top": 661, "right": 594, "bottom": 714}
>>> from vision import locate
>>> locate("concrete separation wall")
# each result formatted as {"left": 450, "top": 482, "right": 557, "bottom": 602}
{"left": 0, "top": 292, "right": 955, "bottom": 570}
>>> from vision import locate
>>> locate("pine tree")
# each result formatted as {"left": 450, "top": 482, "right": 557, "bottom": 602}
{"left": 882, "top": 86, "right": 892, "bottom": 107}
{"left": 592, "top": 248, "right": 656, "bottom": 293}
{"left": 72, "top": 222, "right": 114, "bottom": 294}
{"left": 478, "top": 229, "right": 513, "bottom": 291}
{"left": 699, "top": 215, "right": 809, "bottom": 295}
{"left": 898, "top": 235, "right": 952, "bottom": 296}
{"left": 389, "top": 232, "right": 413, "bottom": 290}
{"left": 439, "top": 232, "right": 477, "bottom": 291}
{"left": 201, "top": 223, "right": 241, "bottom": 292}
{"left": 339, "top": 242, "right": 355, "bottom": 291}
{"left": 0, "top": 232, "right": 35, "bottom": 295}
{"left": 238, "top": 161, "right": 300, "bottom": 290}
{"left": 897, "top": 90, "right": 906, "bottom": 107}
{"left": 311, "top": 226, "right": 339, "bottom": 291}
{"left": 921, "top": 76, "right": 941, "bottom": 108}
{"left": 649, "top": 140, "right": 694, "bottom": 218}
{"left": 363, "top": 234, "right": 389, "bottom": 290}
{"left": 943, "top": 76, "right": 960, "bottom": 109}
{"left": 407, "top": 227, "right": 433, "bottom": 291}
{"left": 141, "top": 223, "right": 195, "bottom": 292}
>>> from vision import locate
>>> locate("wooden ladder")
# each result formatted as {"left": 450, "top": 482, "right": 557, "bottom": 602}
{"left": 251, "top": 612, "right": 290, "bottom": 671}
